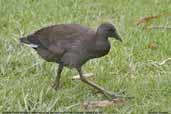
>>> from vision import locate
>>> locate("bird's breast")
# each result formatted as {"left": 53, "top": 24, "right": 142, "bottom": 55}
{"left": 93, "top": 40, "right": 111, "bottom": 58}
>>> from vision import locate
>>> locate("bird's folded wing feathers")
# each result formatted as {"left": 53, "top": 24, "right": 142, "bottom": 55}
{"left": 27, "top": 24, "right": 94, "bottom": 56}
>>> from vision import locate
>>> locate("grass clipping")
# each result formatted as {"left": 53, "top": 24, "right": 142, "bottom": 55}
{"left": 71, "top": 73, "right": 94, "bottom": 80}
{"left": 136, "top": 13, "right": 171, "bottom": 30}
{"left": 82, "top": 99, "right": 126, "bottom": 109}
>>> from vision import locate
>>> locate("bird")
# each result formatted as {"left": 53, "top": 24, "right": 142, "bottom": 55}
{"left": 20, "top": 22, "right": 123, "bottom": 99}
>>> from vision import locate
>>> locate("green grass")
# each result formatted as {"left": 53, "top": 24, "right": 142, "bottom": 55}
{"left": 0, "top": 0, "right": 171, "bottom": 113}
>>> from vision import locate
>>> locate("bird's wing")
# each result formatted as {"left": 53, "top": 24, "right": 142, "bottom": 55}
{"left": 27, "top": 24, "right": 94, "bottom": 55}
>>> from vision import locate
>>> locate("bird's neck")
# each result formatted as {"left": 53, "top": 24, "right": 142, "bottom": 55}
{"left": 95, "top": 31, "right": 108, "bottom": 40}
{"left": 90, "top": 33, "right": 110, "bottom": 58}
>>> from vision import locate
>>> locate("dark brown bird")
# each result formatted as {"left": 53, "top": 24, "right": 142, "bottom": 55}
{"left": 20, "top": 22, "right": 123, "bottom": 99}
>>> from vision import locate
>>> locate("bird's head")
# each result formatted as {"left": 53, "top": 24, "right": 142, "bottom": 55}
{"left": 97, "top": 22, "right": 122, "bottom": 42}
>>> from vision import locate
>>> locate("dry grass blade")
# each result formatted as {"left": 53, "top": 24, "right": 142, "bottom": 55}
{"left": 71, "top": 73, "right": 94, "bottom": 80}
{"left": 150, "top": 58, "right": 171, "bottom": 68}
{"left": 136, "top": 13, "right": 171, "bottom": 25}
{"left": 144, "top": 26, "right": 171, "bottom": 30}
{"left": 158, "top": 58, "right": 171, "bottom": 65}
{"left": 82, "top": 99, "right": 126, "bottom": 109}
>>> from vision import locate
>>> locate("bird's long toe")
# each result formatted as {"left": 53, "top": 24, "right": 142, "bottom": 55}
{"left": 51, "top": 81, "right": 60, "bottom": 90}
{"left": 104, "top": 91, "right": 120, "bottom": 99}
{"left": 104, "top": 91, "right": 133, "bottom": 100}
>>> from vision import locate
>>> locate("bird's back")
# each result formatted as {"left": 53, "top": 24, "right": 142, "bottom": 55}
{"left": 30, "top": 24, "right": 94, "bottom": 47}
{"left": 21, "top": 24, "right": 96, "bottom": 65}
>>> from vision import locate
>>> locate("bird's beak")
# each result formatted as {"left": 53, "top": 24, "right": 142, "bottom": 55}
{"left": 113, "top": 32, "right": 122, "bottom": 42}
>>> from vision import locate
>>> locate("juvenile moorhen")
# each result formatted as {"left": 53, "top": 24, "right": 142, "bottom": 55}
{"left": 20, "top": 23, "right": 123, "bottom": 99}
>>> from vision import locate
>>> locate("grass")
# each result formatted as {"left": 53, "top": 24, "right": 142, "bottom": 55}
{"left": 0, "top": 0, "right": 171, "bottom": 113}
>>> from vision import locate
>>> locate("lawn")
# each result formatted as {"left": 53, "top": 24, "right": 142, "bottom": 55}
{"left": 0, "top": 0, "right": 171, "bottom": 113}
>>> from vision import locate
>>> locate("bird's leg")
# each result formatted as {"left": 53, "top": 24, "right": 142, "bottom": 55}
{"left": 77, "top": 67, "right": 123, "bottom": 99}
{"left": 52, "top": 64, "right": 63, "bottom": 90}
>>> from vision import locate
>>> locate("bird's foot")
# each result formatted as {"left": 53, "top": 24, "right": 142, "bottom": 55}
{"left": 103, "top": 91, "right": 133, "bottom": 100}
{"left": 51, "top": 81, "right": 60, "bottom": 90}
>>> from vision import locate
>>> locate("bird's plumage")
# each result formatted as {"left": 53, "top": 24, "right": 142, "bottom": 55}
{"left": 20, "top": 24, "right": 112, "bottom": 68}
{"left": 20, "top": 23, "right": 124, "bottom": 99}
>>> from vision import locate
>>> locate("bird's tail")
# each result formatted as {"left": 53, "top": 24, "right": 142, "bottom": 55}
{"left": 19, "top": 37, "right": 38, "bottom": 48}
{"left": 19, "top": 37, "right": 30, "bottom": 44}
